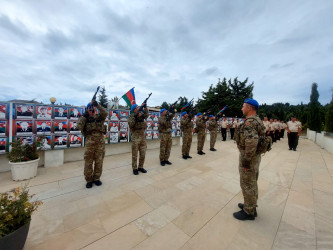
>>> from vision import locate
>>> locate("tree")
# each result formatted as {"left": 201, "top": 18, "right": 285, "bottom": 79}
{"left": 325, "top": 89, "right": 333, "bottom": 132}
{"left": 98, "top": 86, "right": 109, "bottom": 108}
{"left": 308, "top": 82, "right": 322, "bottom": 132}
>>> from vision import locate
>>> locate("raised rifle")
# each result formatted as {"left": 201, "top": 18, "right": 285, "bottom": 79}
{"left": 138, "top": 92, "right": 152, "bottom": 113}
{"left": 92, "top": 86, "right": 100, "bottom": 106}
{"left": 168, "top": 100, "right": 178, "bottom": 113}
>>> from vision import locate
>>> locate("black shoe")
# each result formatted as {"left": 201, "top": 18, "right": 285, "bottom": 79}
{"left": 138, "top": 168, "right": 147, "bottom": 173}
{"left": 187, "top": 155, "right": 192, "bottom": 158}
{"left": 289, "top": 148, "right": 292, "bottom": 150}
{"left": 293, "top": 149, "right": 296, "bottom": 151}
{"left": 233, "top": 210, "right": 255, "bottom": 221}
{"left": 133, "top": 169, "right": 139, "bottom": 175}
{"left": 201, "top": 151, "right": 206, "bottom": 154}
{"left": 93, "top": 180, "right": 102, "bottom": 186}
{"left": 164, "top": 160, "right": 172, "bottom": 165}
{"left": 238, "top": 203, "right": 257, "bottom": 217}
{"left": 210, "top": 148, "right": 217, "bottom": 151}
{"left": 160, "top": 161, "right": 165, "bottom": 166}
{"left": 198, "top": 151, "right": 203, "bottom": 155}
{"left": 86, "top": 182, "right": 93, "bottom": 189}
{"left": 182, "top": 155, "right": 188, "bottom": 159}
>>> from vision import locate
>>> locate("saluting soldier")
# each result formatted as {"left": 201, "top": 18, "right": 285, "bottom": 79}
{"left": 128, "top": 103, "right": 149, "bottom": 175}
{"left": 77, "top": 101, "right": 108, "bottom": 189}
{"left": 196, "top": 112, "right": 209, "bottom": 155}
{"left": 234, "top": 98, "right": 264, "bottom": 220}
{"left": 208, "top": 115, "right": 218, "bottom": 151}
{"left": 180, "top": 110, "right": 194, "bottom": 159}
{"left": 158, "top": 105, "right": 175, "bottom": 166}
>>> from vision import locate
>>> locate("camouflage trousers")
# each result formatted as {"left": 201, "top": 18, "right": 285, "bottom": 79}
{"left": 197, "top": 131, "right": 206, "bottom": 152}
{"left": 160, "top": 132, "right": 172, "bottom": 161}
{"left": 210, "top": 131, "right": 217, "bottom": 149}
{"left": 131, "top": 132, "right": 147, "bottom": 170}
{"left": 84, "top": 135, "right": 105, "bottom": 182}
{"left": 238, "top": 152, "right": 261, "bottom": 216}
{"left": 182, "top": 131, "right": 192, "bottom": 156}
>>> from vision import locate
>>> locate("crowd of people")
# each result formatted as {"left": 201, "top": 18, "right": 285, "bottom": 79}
{"left": 77, "top": 98, "right": 303, "bottom": 222}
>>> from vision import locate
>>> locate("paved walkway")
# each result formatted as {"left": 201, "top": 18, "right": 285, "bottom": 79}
{"left": 1, "top": 135, "right": 333, "bottom": 250}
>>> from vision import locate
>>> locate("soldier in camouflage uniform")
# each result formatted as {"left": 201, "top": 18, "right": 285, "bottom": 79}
{"left": 158, "top": 106, "right": 175, "bottom": 166}
{"left": 77, "top": 101, "right": 108, "bottom": 189}
{"left": 128, "top": 104, "right": 149, "bottom": 175}
{"left": 233, "top": 98, "right": 264, "bottom": 220}
{"left": 180, "top": 111, "right": 194, "bottom": 159}
{"left": 196, "top": 113, "right": 209, "bottom": 155}
{"left": 208, "top": 115, "right": 218, "bottom": 151}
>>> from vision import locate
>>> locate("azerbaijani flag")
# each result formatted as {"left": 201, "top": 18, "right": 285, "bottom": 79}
{"left": 217, "top": 105, "right": 227, "bottom": 115}
{"left": 181, "top": 98, "right": 194, "bottom": 110}
{"left": 121, "top": 88, "right": 136, "bottom": 108}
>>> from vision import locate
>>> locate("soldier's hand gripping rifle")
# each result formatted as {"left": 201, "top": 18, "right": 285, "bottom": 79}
{"left": 138, "top": 92, "right": 152, "bottom": 114}
{"left": 168, "top": 100, "right": 178, "bottom": 113}
{"left": 90, "top": 86, "right": 100, "bottom": 108}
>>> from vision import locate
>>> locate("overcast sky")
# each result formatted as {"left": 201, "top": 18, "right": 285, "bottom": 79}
{"left": 0, "top": 0, "right": 332, "bottom": 107}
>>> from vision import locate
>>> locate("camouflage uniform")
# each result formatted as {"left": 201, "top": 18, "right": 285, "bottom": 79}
{"left": 235, "top": 115, "right": 264, "bottom": 216}
{"left": 180, "top": 115, "right": 193, "bottom": 156}
{"left": 158, "top": 112, "right": 175, "bottom": 162}
{"left": 128, "top": 109, "right": 149, "bottom": 170}
{"left": 196, "top": 116, "right": 208, "bottom": 152}
{"left": 208, "top": 119, "right": 218, "bottom": 149}
{"left": 77, "top": 104, "right": 108, "bottom": 182}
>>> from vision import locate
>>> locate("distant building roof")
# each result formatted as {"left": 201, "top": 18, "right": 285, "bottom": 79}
{"left": 8, "top": 99, "right": 42, "bottom": 104}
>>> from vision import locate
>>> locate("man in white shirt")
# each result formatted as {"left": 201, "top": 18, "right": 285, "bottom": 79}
{"left": 221, "top": 116, "right": 228, "bottom": 141}
{"left": 287, "top": 116, "right": 301, "bottom": 151}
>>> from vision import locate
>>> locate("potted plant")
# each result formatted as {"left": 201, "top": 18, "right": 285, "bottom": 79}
{"left": 0, "top": 185, "right": 42, "bottom": 250}
{"left": 7, "top": 139, "right": 40, "bottom": 181}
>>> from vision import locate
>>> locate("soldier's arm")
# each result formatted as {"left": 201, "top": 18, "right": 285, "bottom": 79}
{"left": 128, "top": 115, "right": 135, "bottom": 130}
{"left": 243, "top": 120, "right": 259, "bottom": 168}
{"left": 97, "top": 104, "right": 108, "bottom": 120}
{"left": 143, "top": 108, "right": 149, "bottom": 119}
{"left": 77, "top": 116, "right": 86, "bottom": 131}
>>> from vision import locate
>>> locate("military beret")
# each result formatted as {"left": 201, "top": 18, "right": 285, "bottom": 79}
{"left": 181, "top": 111, "right": 187, "bottom": 116}
{"left": 131, "top": 104, "right": 138, "bottom": 111}
{"left": 86, "top": 102, "right": 94, "bottom": 110}
{"left": 209, "top": 115, "right": 213, "bottom": 118}
{"left": 197, "top": 112, "right": 202, "bottom": 116}
{"left": 160, "top": 108, "right": 166, "bottom": 114}
{"left": 244, "top": 98, "right": 259, "bottom": 109}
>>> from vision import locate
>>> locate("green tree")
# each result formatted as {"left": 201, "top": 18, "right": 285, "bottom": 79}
{"left": 308, "top": 82, "right": 322, "bottom": 132}
{"left": 98, "top": 86, "right": 109, "bottom": 108}
{"left": 325, "top": 90, "right": 333, "bottom": 132}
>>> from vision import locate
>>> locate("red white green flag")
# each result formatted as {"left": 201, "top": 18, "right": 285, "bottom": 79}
{"left": 121, "top": 88, "right": 136, "bottom": 108}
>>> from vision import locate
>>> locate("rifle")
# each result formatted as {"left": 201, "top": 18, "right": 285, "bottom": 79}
{"left": 92, "top": 86, "right": 100, "bottom": 105}
{"left": 168, "top": 100, "right": 178, "bottom": 113}
{"left": 138, "top": 92, "right": 152, "bottom": 113}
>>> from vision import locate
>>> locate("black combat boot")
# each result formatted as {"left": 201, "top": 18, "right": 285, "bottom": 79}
{"left": 238, "top": 203, "right": 257, "bottom": 217}
{"left": 133, "top": 169, "right": 139, "bottom": 175}
{"left": 160, "top": 161, "right": 165, "bottom": 166}
{"left": 187, "top": 155, "right": 192, "bottom": 158}
{"left": 93, "top": 180, "right": 102, "bottom": 186}
{"left": 86, "top": 182, "right": 93, "bottom": 189}
{"left": 164, "top": 160, "right": 172, "bottom": 165}
{"left": 182, "top": 155, "right": 187, "bottom": 159}
{"left": 210, "top": 148, "right": 217, "bottom": 151}
{"left": 198, "top": 151, "right": 203, "bottom": 155}
{"left": 138, "top": 168, "right": 147, "bottom": 173}
{"left": 233, "top": 210, "right": 255, "bottom": 221}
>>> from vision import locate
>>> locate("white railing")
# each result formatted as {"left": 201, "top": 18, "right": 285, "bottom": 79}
{"left": 307, "top": 128, "right": 333, "bottom": 154}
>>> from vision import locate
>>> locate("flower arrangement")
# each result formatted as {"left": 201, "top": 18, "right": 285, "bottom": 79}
{"left": 0, "top": 185, "right": 42, "bottom": 238}
{"left": 7, "top": 139, "right": 39, "bottom": 162}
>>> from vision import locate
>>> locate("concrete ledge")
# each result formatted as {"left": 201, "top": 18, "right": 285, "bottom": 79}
{"left": 307, "top": 128, "right": 333, "bottom": 154}
{"left": 45, "top": 150, "right": 64, "bottom": 167}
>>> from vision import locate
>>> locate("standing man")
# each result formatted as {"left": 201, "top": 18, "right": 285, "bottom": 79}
{"left": 128, "top": 104, "right": 149, "bottom": 175}
{"left": 262, "top": 117, "right": 269, "bottom": 135}
{"left": 229, "top": 117, "right": 236, "bottom": 140}
{"left": 159, "top": 106, "right": 175, "bottom": 166}
{"left": 268, "top": 119, "right": 275, "bottom": 143}
{"left": 180, "top": 110, "right": 194, "bottom": 159}
{"left": 287, "top": 116, "right": 301, "bottom": 151}
{"left": 208, "top": 115, "right": 218, "bottom": 151}
{"left": 196, "top": 112, "right": 209, "bottom": 155}
{"left": 77, "top": 101, "right": 108, "bottom": 189}
{"left": 221, "top": 116, "right": 228, "bottom": 141}
{"left": 234, "top": 98, "right": 265, "bottom": 220}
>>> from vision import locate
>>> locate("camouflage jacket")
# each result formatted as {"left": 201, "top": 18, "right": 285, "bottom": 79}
{"left": 128, "top": 109, "right": 149, "bottom": 134}
{"left": 180, "top": 116, "right": 193, "bottom": 133}
{"left": 77, "top": 104, "right": 108, "bottom": 137}
{"left": 207, "top": 120, "right": 218, "bottom": 132}
{"left": 158, "top": 112, "right": 175, "bottom": 133}
{"left": 235, "top": 115, "right": 264, "bottom": 162}
{"left": 196, "top": 116, "right": 208, "bottom": 132}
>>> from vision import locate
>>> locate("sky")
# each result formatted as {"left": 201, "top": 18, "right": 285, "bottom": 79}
{"left": 0, "top": 0, "right": 332, "bottom": 108}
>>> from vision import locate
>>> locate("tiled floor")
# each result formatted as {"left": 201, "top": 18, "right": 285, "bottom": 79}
{"left": 1, "top": 135, "right": 333, "bottom": 249}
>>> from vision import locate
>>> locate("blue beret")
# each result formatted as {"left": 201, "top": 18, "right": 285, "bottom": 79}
{"left": 181, "top": 111, "right": 187, "bottom": 116}
{"left": 209, "top": 115, "right": 213, "bottom": 118}
{"left": 160, "top": 108, "right": 166, "bottom": 114}
{"left": 197, "top": 112, "right": 202, "bottom": 116}
{"left": 131, "top": 104, "right": 138, "bottom": 111}
{"left": 86, "top": 103, "right": 92, "bottom": 109}
{"left": 244, "top": 98, "right": 259, "bottom": 109}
